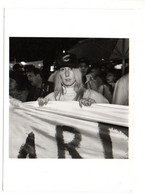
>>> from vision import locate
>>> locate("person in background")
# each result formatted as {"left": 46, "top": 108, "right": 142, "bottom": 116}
{"left": 13, "top": 63, "right": 29, "bottom": 87}
{"left": 98, "top": 69, "right": 117, "bottom": 103}
{"left": 13, "top": 63, "right": 25, "bottom": 74}
{"left": 86, "top": 64, "right": 103, "bottom": 92}
{"left": 112, "top": 73, "right": 129, "bottom": 105}
{"left": 78, "top": 58, "right": 90, "bottom": 87}
{"left": 9, "top": 71, "right": 29, "bottom": 102}
{"left": 26, "top": 66, "right": 54, "bottom": 101}
{"left": 38, "top": 53, "right": 109, "bottom": 107}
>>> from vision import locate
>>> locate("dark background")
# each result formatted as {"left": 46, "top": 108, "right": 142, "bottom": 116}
{"left": 10, "top": 37, "right": 129, "bottom": 73}
{"left": 10, "top": 37, "right": 85, "bottom": 63}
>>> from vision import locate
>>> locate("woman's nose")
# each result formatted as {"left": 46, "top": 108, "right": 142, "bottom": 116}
{"left": 65, "top": 69, "right": 70, "bottom": 77}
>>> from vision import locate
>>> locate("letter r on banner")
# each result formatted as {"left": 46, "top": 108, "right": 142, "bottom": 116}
{"left": 55, "top": 125, "right": 82, "bottom": 159}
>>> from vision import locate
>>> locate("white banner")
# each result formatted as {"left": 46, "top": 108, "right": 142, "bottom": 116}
{"left": 9, "top": 101, "right": 128, "bottom": 159}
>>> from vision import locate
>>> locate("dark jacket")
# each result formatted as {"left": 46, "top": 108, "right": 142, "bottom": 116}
{"left": 26, "top": 81, "right": 54, "bottom": 101}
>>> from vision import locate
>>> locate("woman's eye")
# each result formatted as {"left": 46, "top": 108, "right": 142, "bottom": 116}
{"left": 60, "top": 68, "right": 65, "bottom": 71}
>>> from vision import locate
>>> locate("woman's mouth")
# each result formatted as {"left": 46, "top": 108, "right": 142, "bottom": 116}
{"left": 65, "top": 78, "right": 71, "bottom": 82}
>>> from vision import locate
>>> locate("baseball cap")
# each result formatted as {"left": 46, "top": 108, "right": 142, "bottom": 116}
{"left": 56, "top": 53, "right": 78, "bottom": 69}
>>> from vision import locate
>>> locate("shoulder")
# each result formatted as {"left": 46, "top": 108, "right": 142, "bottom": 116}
{"left": 98, "top": 84, "right": 108, "bottom": 92}
{"left": 118, "top": 74, "right": 128, "bottom": 84}
{"left": 84, "top": 89, "right": 109, "bottom": 103}
{"left": 98, "top": 84, "right": 104, "bottom": 90}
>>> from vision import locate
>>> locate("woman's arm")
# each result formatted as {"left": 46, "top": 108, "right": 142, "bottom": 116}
{"left": 37, "top": 92, "right": 55, "bottom": 106}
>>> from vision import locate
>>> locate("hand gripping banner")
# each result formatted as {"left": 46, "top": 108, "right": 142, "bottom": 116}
{"left": 9, "top": 101, "right": 128, "bottom": 159}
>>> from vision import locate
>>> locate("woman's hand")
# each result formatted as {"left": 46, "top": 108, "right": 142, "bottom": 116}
{"left": 79, "top": 98, "right": 96, "bottom": 108}
{"left": 37, "top": 97, "right": 49, "bottom": 106}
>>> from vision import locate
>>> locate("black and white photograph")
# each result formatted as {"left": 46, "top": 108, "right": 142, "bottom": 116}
{"left": 9, "top": 37, "right": 129, "bottom": 159}
{"left": 2, "top": 2, "right": 145, "bottom": 194}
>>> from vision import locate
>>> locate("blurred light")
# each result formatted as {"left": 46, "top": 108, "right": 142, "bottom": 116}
{"left": 63, "top": 50, "right": 66, "bottom": 53}
{"left": 50, "top": 66, "right": 54, "bottom": 72}
{"left": 114, "top": 64, "right": 122, "bottom": 69}
{"left": 20, "top": 61, "right": 27, "bottom": 65}
{"left": 10, "top": 65, "right": 13, "bottom": 69}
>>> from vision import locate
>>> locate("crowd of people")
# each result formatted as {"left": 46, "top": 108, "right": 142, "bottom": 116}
{"left": 9, "top": 53, "right": 129, "bottom": 107}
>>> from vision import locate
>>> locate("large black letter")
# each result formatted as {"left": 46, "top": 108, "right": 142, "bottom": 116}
{"left": 56, "top": 126, "right": 82, "bottom": 159}
{"left": 18, "top": 132, "right": 37, "bottom": 158}
{"left": 99, "top": 123, "right": 113, "bottom": 159}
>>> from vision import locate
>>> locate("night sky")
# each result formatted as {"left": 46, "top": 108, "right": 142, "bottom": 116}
{"left": 10, "top": 37, "right": 85, "bottom": 63}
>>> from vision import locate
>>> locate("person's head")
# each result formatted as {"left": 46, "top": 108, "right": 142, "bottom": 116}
{"left": 78, "top": 58, "right": 89, "bottom": 77}
{"left": 90, "top": 64, "right": 101, "bottom": 78}
{"left": 55, "top": 68, "right": 83, "bottom": 90}
{"left": 59, "top": 67, "right": 76, "bottom": 86}
{"left": 106, "top": 70, "right": 116, "bottom": 84}
{"left": 13, "top": 63, "right": 24, "bottom": 72}
{"left": 26, "top": 67, "right": 43, "bottom": 87}
{"left": 55, "top": 53, "right": 83, "bottom": 91}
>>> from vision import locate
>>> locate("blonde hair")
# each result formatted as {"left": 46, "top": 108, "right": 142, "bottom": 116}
{"left": 54, "top": 68, "right": 85, "bottom": 101}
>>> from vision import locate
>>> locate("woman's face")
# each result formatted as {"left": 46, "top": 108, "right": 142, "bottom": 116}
{"left": 10, "top": 78, "right": 17, "bottom": 90}
{"left": 91, "top": 68, "right": 100, "bottom": 77}
{"left": 79, "top": 63, "right": 88, "bottom": 76}
{"left": 106, "top": 72, "right": 115, "bottom": 84}
{"left": 59, "top": 67, "right": 76, "bottom": 86}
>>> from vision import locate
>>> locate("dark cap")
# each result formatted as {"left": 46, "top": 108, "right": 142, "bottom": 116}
{"left": 56, "top": 53, "right": 78, "bottom": 69}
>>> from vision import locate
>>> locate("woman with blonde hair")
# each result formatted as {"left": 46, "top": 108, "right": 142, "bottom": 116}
{"left": 38, "top": 53, "right": 108, "bottom": 107}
